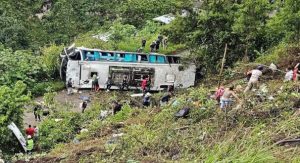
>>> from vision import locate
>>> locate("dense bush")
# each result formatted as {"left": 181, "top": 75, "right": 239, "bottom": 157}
{"left": 41, "top": 44, "right": 64, "bottom": 78}
{"left": 0, "top": 81, "right": 30, "bottom": 154}
{"left": 0, "top": 45, "right": 47, "bottom": 87}
{"left": 39, "top": 111, "right": 82, "bottom": 150}
{"left": 30, "top": 81, "right": 65, "bottom": 97}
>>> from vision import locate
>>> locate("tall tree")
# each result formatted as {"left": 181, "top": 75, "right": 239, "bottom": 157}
{"left": 267, "top": 0, "right": 300, "bottom": 43}
{"left": 232, "top": 0, "right": 271, "bottom": 60}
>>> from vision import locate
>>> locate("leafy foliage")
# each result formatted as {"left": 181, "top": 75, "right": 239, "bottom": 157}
{"left": 0, "top": 81, "right": 30, "bottom": 154}
{"left": 41, "top": 44, "right": 64, "bottom": 78}
{"left": 39, "top": 111, "right": 82, "bottom": 150}
{"left": 0, "top": 45, "right": 47, "bottom": 88}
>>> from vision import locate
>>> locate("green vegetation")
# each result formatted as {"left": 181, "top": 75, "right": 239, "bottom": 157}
{"left": 0, "top": 81, "right": 30, "bottom": 155}
{"left": 1, "top": 0, "right": 300, "bottom": 162}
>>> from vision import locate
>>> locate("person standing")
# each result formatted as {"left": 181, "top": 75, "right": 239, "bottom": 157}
{"left": 81, "top": 101, "right": 88, "bottom": 113}
{"left": 163, "top": 37, "right": 168, "bottom": 49}
{"left": 244, "top": 66, "right": 263, "bottom": 93}
{"left": 293, "top": 63, "right": 300, "bottom": 81}
{"left": 33, "top": 126, "right": 39, "bottom": 138}
{"left": 150, "top": 41, "right": 156, "bottom": 52}
{"left": 284, "top": 67, "right": 294, "bottom": 82}
{"left": 121, "top": 76, "right": 129, "bottom": 90}
{"left": 155, "top": 39, "right": 160, "bottom": 51}
{"left": 25, "top": 125, "right": 35, "bottom": 137}
{"left": 141, "top": 76, "right": 148, "bottom": 93}
{"left": 67, "top": 78, "right": 73, "bottom": 95}
{"left": 26, "top": 135, "right": 34, "bottom": 154}
{"left": 106, "top": 76, "right": 113, "bottom": 92}
{"left": 92, "top": 74, "right": 99, "bottom": 92}
{"left": 33, "top": 104, "right": 41, "bottom": 121}
{"left": 146, "top": 76, "right": 151, "bottom": 92}
{"left": 141, "top": 38, "right": 146, "bottom": 49}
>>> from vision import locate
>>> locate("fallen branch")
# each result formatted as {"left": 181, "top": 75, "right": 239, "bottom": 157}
{"left": 275, "top": 138, "right": 300, "bottom": 146}
{"left": 174, "top": 126, "right": 189, "bottom": 131}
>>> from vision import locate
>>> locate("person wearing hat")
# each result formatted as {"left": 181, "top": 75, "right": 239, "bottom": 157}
{"left": 143, "top": 92, "right": 151, "bottom": 107}
{"left": 26, "top": 135, "right": 34, "bottom": 154}
{"left": 244, "top": 66, "right": 263, "bottom": 93}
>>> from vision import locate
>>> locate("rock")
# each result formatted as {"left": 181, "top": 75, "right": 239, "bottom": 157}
{"left": 112, "top": 133, "right": 124, "bottom": 138}
{"left": 80, "top": 129, "right": 88, "bottom": 133}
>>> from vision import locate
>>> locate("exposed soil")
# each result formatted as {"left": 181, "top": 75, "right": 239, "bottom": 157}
{"left": 23, "top": 89, "right": 100, "bottom": 129}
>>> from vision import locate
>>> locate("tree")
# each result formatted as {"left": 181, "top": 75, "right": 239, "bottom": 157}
{"left": 187, "top": 1, "right": 240, "bottom": 72}
{"left": 0, "top": 81, "right": 30, "bottom": 154}
{"left": 0, "top": 45, "right": 47, "bottom": 88}
{"left": 267, "top": 0, "right": 300, "bottom": 43}
{"left": 232, "top": 0, "right": 271, "bottom": 60}
{"left": 119, "top": 0, "right": 179, "bottom": 27}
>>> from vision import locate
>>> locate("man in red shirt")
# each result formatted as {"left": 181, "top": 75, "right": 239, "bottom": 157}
{"left": 141, "top": 76, "right": 148, "bottom": 93}
{"left": 25, "top": 125, "right": 35, "bottom": 137}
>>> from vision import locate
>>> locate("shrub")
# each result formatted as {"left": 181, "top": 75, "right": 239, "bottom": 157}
{"left": 0, "top": 81, "right": 30, "bottom": 155}
{"left": 41, "top": 44, "right": 64, "bottom": 78}
{"left": 39, "top": 111, "right": 82, "bottom": 150}
{"left": 31, "top": 81, "right": 65, "bottom": 97}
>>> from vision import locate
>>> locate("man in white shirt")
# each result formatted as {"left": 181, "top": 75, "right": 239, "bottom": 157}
{"left": 284, "top": 67, "right": 293, "bottom": 82}
{"left": 244, "top": 66, "right": 263, "bottom": 93}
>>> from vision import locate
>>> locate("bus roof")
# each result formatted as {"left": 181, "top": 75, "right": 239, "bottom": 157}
{"left": 77, "top": 47, "right": 168, "bottom": 56}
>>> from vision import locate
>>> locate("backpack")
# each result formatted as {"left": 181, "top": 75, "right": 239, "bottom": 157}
{"left": 174, "top": 107, "right": 190, "bottom": 118}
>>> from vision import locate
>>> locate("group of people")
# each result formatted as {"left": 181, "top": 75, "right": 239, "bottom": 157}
{"left": 214, "top": 62, "right": 300, "bottom": 111}
{"left": 142, "top": 85, "right": 173, "bottom": 108}
{"left": 139, "top": 34, "right": 168, "bottom": 53}
{"left": 25, "top": 125, "right": 39, "bottom": 154}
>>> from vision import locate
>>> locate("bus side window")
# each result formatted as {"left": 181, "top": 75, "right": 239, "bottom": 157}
{"left": 157, "top": 56, "right": 166, "bottom": 63}
{"left": 141, "top": 55, "right": 148, "bottom": 62}
{"left": 86, "top": 51, "right": 95, "bottom": 61}
{"left": 94, "top": 51, "right": 100, "bottom": 61}
{"left": 125, "top": 54, "right": 133, "bottom": 62}
{"left": 149, "top": 55, "right": 156, "bottom": 63}
{"left": 100, "top": 52, "right": 108, "bottom": 60}
{"left": 167, "top": 56, "right": 173, "bottom": 63}
{"left": 116, "top": 53, "right": 125, "bottom": 61}
{"left": 173, "top": 57, "right": 181, "bottom": 64}
{"left": 106, "top": 53, "right": 114, "bottom": 61}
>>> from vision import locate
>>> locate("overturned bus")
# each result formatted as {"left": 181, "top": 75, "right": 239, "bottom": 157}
{"left": 60, "top": 46, "right": 196, "bottom": 90}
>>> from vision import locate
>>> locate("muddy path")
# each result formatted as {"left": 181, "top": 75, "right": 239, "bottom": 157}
{"left": 23, "top": 89, "right": 95, "bottom": 128}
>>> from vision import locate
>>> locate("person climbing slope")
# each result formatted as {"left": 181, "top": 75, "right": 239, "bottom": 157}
{"left": 244, "top": 66, "right": 263, "bottom": 93}
{"left": 220, "top": 85, "right": 240, "bottom": 110}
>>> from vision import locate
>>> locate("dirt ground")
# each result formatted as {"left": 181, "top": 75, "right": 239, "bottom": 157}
{"left": 23, "top": 89, "right": 96, "bottom": 128}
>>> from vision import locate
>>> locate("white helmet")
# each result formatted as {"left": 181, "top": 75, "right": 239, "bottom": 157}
{"left": 27, "top": 135, "right": 32, "bottom": 139}
{"left": 145, "top": 92, "right": 151, "bottom": 97}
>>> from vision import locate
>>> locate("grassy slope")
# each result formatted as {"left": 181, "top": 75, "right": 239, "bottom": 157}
{"left": 73, "top": 22, "right": 185, "bottom": 55}
{"left": 21, "top": 45, "right": 300, "bottom": 163}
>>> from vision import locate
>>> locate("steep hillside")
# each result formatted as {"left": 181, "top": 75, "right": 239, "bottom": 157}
{"left": 14, "top": 45, "right": 300, "bottom": 162}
